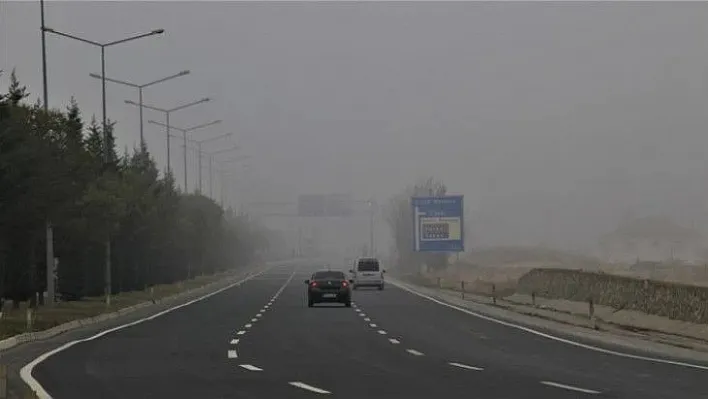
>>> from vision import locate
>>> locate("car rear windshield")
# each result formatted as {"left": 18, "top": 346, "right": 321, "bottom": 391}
{"left": 357, "top": 260, "right": 380, "bottom": 272}
{"left": 313, "top": 271, "right": 345, "bottom": 280}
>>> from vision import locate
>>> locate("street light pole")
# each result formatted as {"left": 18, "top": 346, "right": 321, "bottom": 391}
{"left": 90, "top": 70, "right": 190, "bottom": 147}
{"left": 166, "top": 131, "right": 234, "bottom": 197}
{"left": 43, "top": 26, "right": 164, "bottom": 307}
{"left": 39, "top": 0, "right": 56, "bottom": 307}
{"left": 148, "top": 119, "right": 222, "bottom": 192}
{"left": 126, "top": 97, "right": 210, "bottom": 175}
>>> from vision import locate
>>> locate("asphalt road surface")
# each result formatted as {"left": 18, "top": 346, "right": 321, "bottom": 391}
{"left": 26, "top": 262, "right": 708, "bottom": 398}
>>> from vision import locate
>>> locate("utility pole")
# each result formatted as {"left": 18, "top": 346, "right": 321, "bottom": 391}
{"left": 39, "top": 0, "right": 55, "bottom": 307}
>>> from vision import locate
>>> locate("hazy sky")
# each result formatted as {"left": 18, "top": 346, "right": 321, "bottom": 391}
{"left": 4, "top": 2, "right": 708, "bottom": 253}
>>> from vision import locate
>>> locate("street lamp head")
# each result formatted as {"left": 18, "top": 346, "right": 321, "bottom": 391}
{"left": 43, "top": 27, "right": 55, "bottom": 33}
{"left": 89, "top": 73, "right": 101, "bottom": 79}
{"left": 125, "top": 100, "right": 138, "bottom": 106}
{"left": 178, "top": 70, "right": 190, "bottom": 76}
{"left": 152, "top": 29, "right": 165, "bottom": 34}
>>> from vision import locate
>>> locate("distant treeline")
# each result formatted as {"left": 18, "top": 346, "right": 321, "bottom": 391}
{"left": 0, "top": 69, "right": 268, "bottom": 303}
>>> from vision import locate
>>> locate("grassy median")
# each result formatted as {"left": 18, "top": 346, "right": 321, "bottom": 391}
{"left": 0, "top": 271, "right": 236, "bottom": 341}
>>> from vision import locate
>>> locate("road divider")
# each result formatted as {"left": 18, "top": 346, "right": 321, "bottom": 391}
{"left": 540, "top": 381, "right": 600, "bottom": 395}
{"left": 406, "top": 349, "right": 424, "bottom": 356}
{"left": 448, "top": 362, "right": 483, "bottom": 371}
{"left": 239, "top": 364, "right": 263, "bottom": 372}
{"left": 289, "top": 382, "right": 331, "bottom": 394}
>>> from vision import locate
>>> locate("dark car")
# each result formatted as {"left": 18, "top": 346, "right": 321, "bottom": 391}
{"left": 305, "top": 270, "right": 353, "bottom": 307}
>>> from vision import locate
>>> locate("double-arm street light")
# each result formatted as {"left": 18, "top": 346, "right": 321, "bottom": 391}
{"left": 126, "top": 97, "right": 210, "bottom": 173}
{"left": 170, "top": 132, "right": 236, "bottom": 195}
{"left": 42, "top": 26, "right": 164, "bottom": 307}
{"left": 194, "top": 134, "right": 237, "bottom": 194}
{"left": 89, "top": 70, "right": 190, "bottom": 145}
{"left": 214, "top": 156, "right": 251, "bottom": 208}
{"left": 204, "top": 147, "right": 243, "bottom": 199}
{"left": 148, "top": 119, "right": 222, "bottom": 191}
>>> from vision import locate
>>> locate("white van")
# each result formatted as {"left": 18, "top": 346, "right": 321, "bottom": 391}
{"left": 350, "top": 257, "right": 385, "bottom": 290}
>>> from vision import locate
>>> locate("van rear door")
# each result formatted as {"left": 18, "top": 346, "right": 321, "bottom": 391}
{"left": 356, "top": 259, "right": 381, "bottom": 283}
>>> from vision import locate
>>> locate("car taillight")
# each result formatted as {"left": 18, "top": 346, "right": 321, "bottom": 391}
{"left": 342, "top": 281, "right": 348, "bottom": 287}
{"left": 310, "top": 281, "right": 317, "bottom": 287}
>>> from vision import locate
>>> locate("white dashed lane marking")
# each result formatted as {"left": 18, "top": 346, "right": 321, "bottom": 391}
{"left": 251, "top": 318, "right": 257, "bottom": 322}
{"left": 289, "top": 382, "right": 331, "bottom": 394}
{"left": 541, "top": 381, "right": 600, "bottom": 395}
{"left": 369, "top": 323, "right": 378, "bottom": 328}
{"left": 239, "top": 364, "right": 263, "bottom": 371}
{"left": 377, "top": 330, "right": 387, "bottom": 335}
{"left": 236, "top": 330, "right": 246, "bottom": 336}
{"left": 389, "top": 338, "right": 400, "bottom": 344}
{"left": 230, "top": 339, "right": 239, "bottom": 345}
{"left": 228, "top": 350, "right": 238, "bottom": 359}
{"left": 406, "top": 349, "right": 424, "bottom": 356}
{"left": 448, "top": 362, "right": 483, "bottom": 371}
{"left": 245, "top": 324, "right": 253, "bottom": 328}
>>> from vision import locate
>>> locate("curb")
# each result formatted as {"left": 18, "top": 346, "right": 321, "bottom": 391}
{"left": 0, "top": 265, "right": 266, "bottom": 353}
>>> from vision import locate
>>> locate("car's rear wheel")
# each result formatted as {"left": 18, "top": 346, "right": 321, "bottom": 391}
{"left": 378, "top": 284, "right": 384, "bottom": 290}
{"left": 308, "top": 299, "right": 314, "bottom": 307}
{"left": 344, "top": 299, "right": 352, "bottom": 307}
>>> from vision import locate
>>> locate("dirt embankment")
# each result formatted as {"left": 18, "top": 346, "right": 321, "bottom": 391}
{"left": 414, "top": 247, "right": 708, "bottom": 300}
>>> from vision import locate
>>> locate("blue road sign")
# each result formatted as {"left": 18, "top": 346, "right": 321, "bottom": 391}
{"left": 411, "top": 195, "right": 464, "bottom": 252}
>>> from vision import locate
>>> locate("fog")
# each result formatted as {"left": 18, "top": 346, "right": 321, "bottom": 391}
{"left": 3, "top": 2, "right": 708, "bottom": 256}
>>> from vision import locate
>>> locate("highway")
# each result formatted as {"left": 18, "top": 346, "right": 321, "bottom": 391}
{"left": 23, "top": 261, "right": 708, "bottom": 398}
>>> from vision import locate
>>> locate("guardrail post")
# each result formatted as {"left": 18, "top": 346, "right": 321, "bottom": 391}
{"left": 150, "top": 287, "right": 156, "bottom": 304}
{"left": 531, "top": 291, "right": 536, "bottom": 306}
{"left": 0, "top": 364, "right": 7, "bottom": 398}
{"left": 588, "top": 298, "right": 596, "bottom": 329}
{"left": 437, "top": 277, "right": 441, "bottom": 288}
{"left": 461, "top": 281, "right": 465, "bottom": 299}
{"left": 492, "top": 284, "right": 496, "bottom": 305}
{"left": 25, "top": 307, "right": 33, "bottom": 331}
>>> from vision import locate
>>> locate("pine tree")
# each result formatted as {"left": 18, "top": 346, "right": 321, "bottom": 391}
{"left": 0, "top": 70, "right": 7, "bottom": 106}
{"left": 65, "top": 96, "right": 83, "bottom": 146}
{"left": 7, "top": 69, "right": 28, "bottom": 106}
{"left": 86, "top": 116, "right": 103, "bottom": 160}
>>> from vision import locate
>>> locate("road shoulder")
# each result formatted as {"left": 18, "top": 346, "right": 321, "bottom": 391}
{"left": 1, "top": 261, "right": 286, "bottom": 399}
{"left": 390, "top": 276, "right": 708, "bottom": 365}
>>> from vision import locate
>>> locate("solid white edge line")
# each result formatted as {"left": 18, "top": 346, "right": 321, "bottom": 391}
{"left": 406, "top": 349, "right": 424, "bottom": 356}
{"left": 390, "top": 280, "right": 708, "bottom": 371}
{"left": 227, "top": 349, "right": 238, "bottom": 359}
{"left": 20, "top": 264, "right": 276, "bottom": 399}
{"left": 289, "top": 381, "right": 331, "bottom": 394}
{"left": 389, "top": 338, "right": 400, "bottom": 344}
{"left": 541, "top": 381, "right": 600, "bottom": 394}
{"left": 448, "top": 362, "right": 483, "bottom": 371}
{"left": 240, "top": 364, "right": 263, "bottom": 371}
